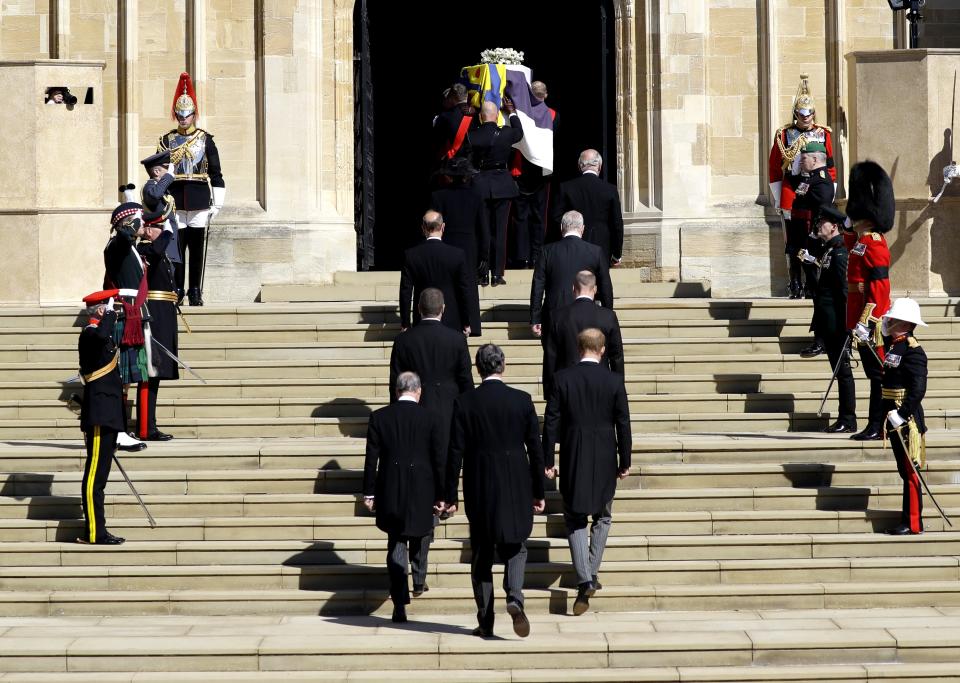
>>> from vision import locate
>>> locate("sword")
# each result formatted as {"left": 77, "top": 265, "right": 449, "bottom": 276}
{"left": 818, "top": 334, "right": 853, "bottom": 417}
{"left": 150, "top": 338, "right": 208, "bottom": 384}
{"left": 112, "top": 451, "right": 157, "bottom": 528}
{"left": 888, "top": 425, "right": 952, "bottom": 527}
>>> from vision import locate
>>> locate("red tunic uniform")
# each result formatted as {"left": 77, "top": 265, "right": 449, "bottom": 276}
{"left": 846, "top": 231, "right": 891, "bottom": 334}
{"left": 768, "top": 124, "right": 836, "bottom": 211}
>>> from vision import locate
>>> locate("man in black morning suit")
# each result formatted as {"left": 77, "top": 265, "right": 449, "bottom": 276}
{"left": 530, "top": 210, "right": 613, "bottom": 343}
{"left": 363, "top": 372, "right": 445, "bottom": 624}
{"left": 399, "top": 211, "right": 472, "bottom": 335}
{"left": 554, "top": 149, "right": 625, "bottom": 265}
{"left": 544, "top": 270, "right": 624, "bottom": 394}
{"left": 445, "top": 344, "right": 546, "bottom": 638}
{"left": 543, "top": 328, "right": 631, "bottom": 616}
{"left": 469, "top": 99, "right": 524, "bottom": 285}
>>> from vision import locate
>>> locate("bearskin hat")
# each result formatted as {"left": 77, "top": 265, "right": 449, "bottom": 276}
{"left": 846, "top": 161, "right": 895, "bottom": 234}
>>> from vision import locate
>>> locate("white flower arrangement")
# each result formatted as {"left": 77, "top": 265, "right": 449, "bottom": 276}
{"left": 480, "top": 48, "right": 525, "bottom": 65}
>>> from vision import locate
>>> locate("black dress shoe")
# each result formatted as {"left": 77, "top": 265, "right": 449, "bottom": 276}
{"left": 412, "top": 583, "right": 428, "bottom": 597}
{"left": 851, "top": 426, "right": 883, "bottom": 441}
{"left": 572, "top": 581, "right": 595, "bottom": 616}
{"left": 799, "top": 342, "right": 825, "bottom": 358}
{"left": 491, "top": 276, "right": 507, "bottom": 287}
{"left": 144, "top": 431, "right": 174, "bottom": 442}
{"left": 391, "top": 605, "right": 407, "bottom": 623}
{"left": 824, "top": 421, "right": 857, "bottom": 434}
{"left": 472, "top": 625, "right": 494, "bottom": 638}
{"left": 885, "top": 524, "right": 922, "bottom": 536}
{"left": 78, "top": 532, "right": 125, "bottom": 545}
{"left": 506, "top": 601, "right": 530, "bottom": 637}
{"left": 117, "top": 440, "right": 147, "bottom": 452}
{"left": 592, "top": 576, "right": 603, "bottom": 591}
{"left": 187, "top": 287, "right": 204, "bottom": 306}
{"left": 479, "top": 273, "right": 490, "bottom": 287}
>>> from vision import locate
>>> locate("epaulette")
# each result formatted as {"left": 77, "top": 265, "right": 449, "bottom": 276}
{"left": 775, "top": 124, "right": 793, "bottom": 136}
{"left": 908, "top": 337, "right": 921, "bottom": 349}
{"left": 870, "top": 233, "right": 882, "bottom": 241}
{"left": 819, "top": 170, "right": 826, "bottom": 179}
{"left": 817, "top": 124, "right": 833, "bottom": 133}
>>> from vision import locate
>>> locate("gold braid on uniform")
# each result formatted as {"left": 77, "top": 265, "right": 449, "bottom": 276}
{"left": 881, "top": 385, "right": 926, "bottom": 468}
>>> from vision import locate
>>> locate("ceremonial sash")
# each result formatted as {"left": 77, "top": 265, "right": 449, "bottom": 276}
{"left": 447, "top": 116, "right": 473, "bottom": 159}
{"left": 81, "top": 351, "right": 119, "bottom": 385}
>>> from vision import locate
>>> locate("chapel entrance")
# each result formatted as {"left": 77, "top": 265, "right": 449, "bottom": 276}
{"left": 354, "top": 0, "right": 617, "bottom": 270}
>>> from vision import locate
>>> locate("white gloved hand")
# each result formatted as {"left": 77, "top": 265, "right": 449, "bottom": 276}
{"left": 106, "top": 297, "right": 115, "bottom": 311}
{"left": 843, "top": 216, "right": 852, "bottom": 229}
{"left": 853, "top": 323, "right": 870, "bottom": 343}
{"left": 165, "top": 163, "right": 176, "bottom": 177}
{"left": 208, "top": 205, "right": 221, "bottom": 221}
{"left": 887, "top": 409, "right": 905, "bottom": 429}
{"left": 782, "top": 209, "right": 792, "bottom": 220}
{"left": 798, "top": 249, "right": 817, "bottom": 264}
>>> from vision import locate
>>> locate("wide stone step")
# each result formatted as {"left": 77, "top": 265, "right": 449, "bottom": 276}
{"left": 2, "top": 552, "right": 958, "bottom": 592}
{"left": 0, "top": 505, "right": 954, "bottom": 543}
{"left": 2, "top": 534, "right": 960, "bottom": 568}
{"left": 0, "top": 610, "right": 957, "bottom": 678}
{"left": 4, "top": 580, "right": 960, "bottom": 618}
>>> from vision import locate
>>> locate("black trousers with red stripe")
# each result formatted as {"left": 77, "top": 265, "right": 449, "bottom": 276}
{"left": 891, "top": 431, "right": 923, "bottom": 533}
{"left": 136, "top": 378, "right": 161, "bottom": 439}
{"left": 82, "top": 426, "right": 117, "bottom": 543}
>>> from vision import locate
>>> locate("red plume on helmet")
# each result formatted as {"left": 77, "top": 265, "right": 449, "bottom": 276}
{"left": 171, "top": 72, "right": 198, "bottom": 119}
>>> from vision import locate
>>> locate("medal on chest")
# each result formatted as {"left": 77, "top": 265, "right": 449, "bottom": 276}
{"left": 884, "top": 353, "right": 902, "bottom": 368}
{"left": 851, "top": 243, "right": 867, "bottom": 256}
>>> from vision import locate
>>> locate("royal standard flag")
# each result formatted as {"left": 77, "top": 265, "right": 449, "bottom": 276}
{"left": 459, "top": 63, "right": 554, "bottom": 176}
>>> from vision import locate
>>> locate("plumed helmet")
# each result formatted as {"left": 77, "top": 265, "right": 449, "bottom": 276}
{"left": 846, "top": 161, "right": 896, "bottom": 234}
{"left": 171, "top": 72, "right": 198, "bottom": 119}
{"left": 793, "top": 73, "right": 816, "bottom": 118}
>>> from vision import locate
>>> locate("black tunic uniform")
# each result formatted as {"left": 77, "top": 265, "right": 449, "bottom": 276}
{"left": 882, "top": 333, "right": 928, "bottom": 533}
{"left": 78, "top": 310, "right": 124, "bottom": 543}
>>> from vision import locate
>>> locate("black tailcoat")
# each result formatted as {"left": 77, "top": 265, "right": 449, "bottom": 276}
{"left": 545, "top": 298, "right": 624, "bottom": 391}
{"left": 542, "top": 361, "right": 632, "bottom": 515}
{"left": 555, "top": 172, "right": 625, "bottom": 261}
{"left": 430, "top": 185, "right": 486, "bottom": 334}
{"left": 363, "top": 401, "right": 444, "bottom": 538}
{"left": 399, "top": 239, "right": 471, "bottom": 332}
{"left": 447, "top": 380, "right": 545, "bottom": 544}
{"left": 79, "top": 311, "right": 125, "bottom": 433}
{"left": 530, "top": 235, "right": 613, "bottom": 331}
{"left": 388, "top": 319, "right": 474, "bottom": 447}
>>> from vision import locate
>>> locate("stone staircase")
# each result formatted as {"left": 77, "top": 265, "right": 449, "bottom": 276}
{"left": 0, "top": 271, "right": 958, "bottom": 679}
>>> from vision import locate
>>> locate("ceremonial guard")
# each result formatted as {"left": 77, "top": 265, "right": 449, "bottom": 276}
{"left": 846, "top": 161, "right": 895, "bottom": 441}
{"left": 880, "top": 299, "right": 929, "bottom": 535}
{"left": 140, "top": 150, "right": 183, "bottom": 298}
{"left": 768, "top": 74, "right": 836, "bottom": 294}
{"left": 786, "top": 142, "right": 834, "bottom": 299}
{"left": 136, "top": 153, "right": 181, "bottom": 442}
{"left": 808, "top": 204, "right": 856, "bottom": 433}
{"left": 103, "top": 196, "right": 161, "bottom": 452}
{"left": 76, "top": 294, "right": 126, "bottom": 545}
{"left": 158, "top": 72, "right": 226, "bottom": 306}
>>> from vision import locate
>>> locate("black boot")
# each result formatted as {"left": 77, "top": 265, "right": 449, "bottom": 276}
{"left": 187, "top": 287, "right": 203, "bottom": 307}
{"left": 788, "top": 260, "right": 803, "bottom": 299}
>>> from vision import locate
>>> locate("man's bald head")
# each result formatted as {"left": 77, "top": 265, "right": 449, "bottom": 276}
{"left": 531, "top": 81, "right": 548, "bottom": 101}
{"left": 422, "top": 210, "right": 444, "bottom": 235}
{"left": 578, "top": 149, "right": 602, "bottom": 172}
{"left": 480, "top": 101, "right": 499, "bottom": 122}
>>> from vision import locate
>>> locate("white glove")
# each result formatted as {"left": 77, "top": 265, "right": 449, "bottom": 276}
{"left": 782, "top": 209, "right": 792, "bottom": 220}
{"left": 887, "top": 409, "right": 905, "bottom": 429}
{"left": 843, "top": 216, "right": 852, "bottom": 229}
{"left": 106, "top": 297, "right": 114, "bottom": 311}
{"left": 853, "top": 323, "right": 870, "bottom": 343}
{"left": 208, "top": 205, "right": 221, "bottom": 220}
{"left": 165, "top": 163, "right": 176, "bottom": 177}
{"left": 798, "top": 249, "right": 817, "bottom": 264}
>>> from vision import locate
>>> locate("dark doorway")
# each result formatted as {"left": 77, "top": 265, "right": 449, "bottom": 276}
{"left": 354, "top": 0, "right": 617, "bottom": 270}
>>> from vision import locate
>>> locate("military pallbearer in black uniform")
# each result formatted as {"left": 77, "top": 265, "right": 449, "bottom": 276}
{"left": 158, "top": 72, "right": 226, "bottom": 306}
{"left": 880, "top": 298, "right": 929, "bottom": 535}
{"left": 76, "top": 294, "right": 126, "bottom": 545}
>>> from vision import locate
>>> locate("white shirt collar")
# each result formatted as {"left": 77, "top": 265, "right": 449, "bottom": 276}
{"left": 582, "top": 170, "right": 600, "bottom": 176}
{"left": 482, "top": 376, "right": 503, "bottom": 383}
{"left": 397, "top": 395, "right": 418, "bottom": 403}
{"left": 575, "top": 295, "right": 594, "bottom": 301}
{"left": 562, "top": 233, "right": 581, "bottom": 240}
{"left": 422, "top": 316, "right": 442, "bottom": 322}
{"left": 426, "top": 236, "right": 442, "bottom": 241}
{"left": 580, "top": 357, "right": 601, "bottom": 364}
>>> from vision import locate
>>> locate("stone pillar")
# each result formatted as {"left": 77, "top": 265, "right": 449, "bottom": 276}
{"left": 847, "top": 49, "right": 960, "bottom": 296}
{"left": 0, "top": 60, "right": 106, "bottom": 304}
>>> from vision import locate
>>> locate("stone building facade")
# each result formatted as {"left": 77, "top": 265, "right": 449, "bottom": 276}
{"left": 0, "top": 1, "right": 954, "bottom": 302}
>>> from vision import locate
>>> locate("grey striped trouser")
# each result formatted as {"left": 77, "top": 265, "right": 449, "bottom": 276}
{"left": 564, "top": 498, "right": 613, "bottom": 586}
{"left": 387, "top": 530, "right": 431, "bottom": 605}
{"left": 470, "top": 536, "right": 528, "bottom": 630}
